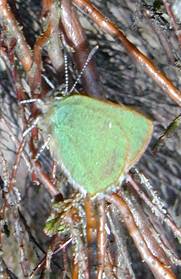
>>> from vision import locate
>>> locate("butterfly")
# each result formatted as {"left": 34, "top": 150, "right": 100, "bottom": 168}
{"left": 43, "top": 94, "right": 153, "bottom": 197}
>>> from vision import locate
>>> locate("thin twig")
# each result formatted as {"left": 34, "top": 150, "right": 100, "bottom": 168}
{"left": 73, "top": 0, "right": 181, "bottom": 106}
{"left": 121, "top": 187, "right": 170, "bottom": 266}
{"left": 72, "top": 258, "right": 79, "bottom": 279}
{"left": 0, "top": 0, "right": 32, "bottom": 71}
{"left": 97, "top": 199, "right": 106, "bottom": 279}
{"left": 107, "top": 193, "right": 176, "bottom": 279}
{"left": 127, "top": 174, "right": 181, "bottom": 240}
{"left": 84, "top": 195, "right": 97, "bottom": 279}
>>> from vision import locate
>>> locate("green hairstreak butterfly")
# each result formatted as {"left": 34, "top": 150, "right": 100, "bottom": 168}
{"left": 43, "top": 95, "right": 153, "bottom": 196}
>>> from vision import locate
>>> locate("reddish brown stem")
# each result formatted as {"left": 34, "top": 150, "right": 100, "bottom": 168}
{"left": 30, "top": 23, "right": 51, "bottom": 94}
{"left": 84, "top": 195, "right": 97, "bottom": 279}
{"left": 97, "top": 199, "right": 106, "bottom": 279}
{"left": 33, "top": 161, "right": 59, "bottom": 197}
{"left": 29, "top": 238, "right": 71, "bottom": 278}
{"left": 8, "top": 138, "right": 26, "bottom": 193}
{"left": 72, "top": 259, "right": 79, "bottom": 279}
{"left": 0, "top": 46, "right": 27, "bottom": 102}
{"left": 107, "top": 193, "right": 176, "bottom": 279}
{"left": 0, "top": 0, "right": 32, "bottom": 72}
{"left": 73, "top": 0, "right": 181, "bottom": 106}
{"left": 42, "top": 0, "right": 53, "bottom": 15}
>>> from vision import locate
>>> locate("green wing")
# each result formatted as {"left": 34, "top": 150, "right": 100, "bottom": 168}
{"left": 45, "top": 95, "right": 153, "bottom": 196}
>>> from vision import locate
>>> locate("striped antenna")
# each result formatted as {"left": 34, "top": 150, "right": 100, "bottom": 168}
{"left": 64, "top": 50, "right": 69, "bottom": 94}
{"left": 69, "top": 45, "right": 99, "bottom": 93}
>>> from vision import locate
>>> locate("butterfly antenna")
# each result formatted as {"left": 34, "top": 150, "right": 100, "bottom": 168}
{"left": 69, "top": 45, "right": 99, "bottom": 93}
{"left": 60, "top": 32, "right": 70, "bottom": 95}
{"left": 64, "top": 50, "right": 69, "bottom": 95}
